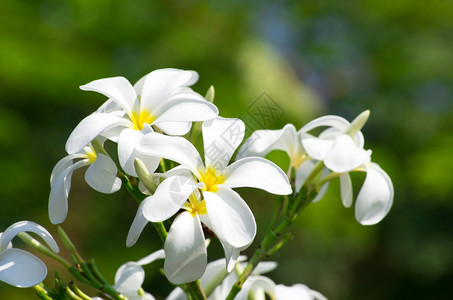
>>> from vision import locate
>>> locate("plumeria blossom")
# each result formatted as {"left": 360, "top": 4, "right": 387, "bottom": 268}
{"left": 0, "top": 221, "right": 59, "bottom": 288}
{"left": 130, "top": 117, "right": 292, "bottom": 284}
{"left": 65, "top": 68, "right": 219, "bottom": 176}
{"left": 49, "top": 141, "right": 121, "bottom": 224}
{"left": 95, "top": 250, "right": 165, "bottom": 300}
{"left": 239, "top": 111, "right": 394, "bottom": 225}
{"left": 167, "top": 257, "right": 326, "bottom": 300}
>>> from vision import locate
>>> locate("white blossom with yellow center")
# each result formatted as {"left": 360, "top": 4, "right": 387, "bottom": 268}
{"left": 129, "top": 117, "right": 292, "bottom": 284}
{"left": 49, "top": 142, "right": 121, "bottom": 224}
{"left": 64, "top": 68, "right": 219, "bottom": 177}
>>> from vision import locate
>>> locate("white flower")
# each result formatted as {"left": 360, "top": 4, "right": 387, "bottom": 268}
{"left": 300, "top": 113, "right": 393, "bottom": 225}
{"left": 0, "top": 221, "right": 59, "bottom": 288}
{"left": 49, "top": 142, "right": 121, "bottom": 224}
{"left": 130, "top": 117, "right": 292, "bottom": 284}
{"left": 239, "top": 112, "right": 394, "bottom": 225}
{"left": 112, "top": 250, "right": 165, "bottom": 300}
{"left": 65, "top": 68, "right": 219, "bottom": 176}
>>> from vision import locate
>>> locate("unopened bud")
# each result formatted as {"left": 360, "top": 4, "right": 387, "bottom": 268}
{"left": 344, "top": 110, "right": 370, "bottom": 137}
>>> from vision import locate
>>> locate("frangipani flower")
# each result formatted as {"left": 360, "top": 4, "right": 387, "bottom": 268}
{"left": 49, "top": 142, "right": 121, "bottom": 224}
{"left": 132, "top": 117, "right": 292, "bottom": 284}
{"left": 166, "top": 257, "right": 277, "bottom": 300}
{"left": 65, "top": 68, "right": 219, "bottom": 176}
{"left": 300, "top": 112, "right": 393, "bottom": 225}
{"left": 0, "top": 221, "right": 59, "bottom": 288}
{"left": 239, "top": 111, "right": 394, "bottom": 225}
{"left": 111, "top": 250, "right": 165, "bottom": 300}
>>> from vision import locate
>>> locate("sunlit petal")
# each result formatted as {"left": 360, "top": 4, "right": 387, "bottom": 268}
{"left": 237, "top": 124, "right": 298, "bottom": 159}
{"left": 204, "top": 186, "right": 256, "bottom": 249}
{"left": 301, "top": 134, "right": 335, "bottom": 161}
{"left": 155, "top": 121, "right": 192, "bottom": 136}
{"left": 295, "top": 160, "right": 317, "bottom": 191}
{"left": 66, "top": 113, "right": 131, "bottom": 154}
{"left": 299, "top": 115, "right": 350, "bottom": 134}
{"left": 355, "top": 163, "right": 394, "bottom": 225}
{"left": 118, "top": 128, "right": 160, "bottom": 176}
{"left": 140, "top": 69, "right": 198, "bottom": 110}
{"left": 153, "top": 93, "right": 218, "bottom": 125}
{"left": 164, "top": 212, "right": 207, "bottom": 284}
{"left": 324, "top": 135, "right": 371, "bottom": 173}
{"left": 224, "top": 157, "right": 292, "bottom": 195}
{"left": 85, "top": 154, "right": 121, "bottom": 194}
{"left": 136, "top": 249, "right": 165, "bottom": 266}
{"left": 138, "top": 132, "right": 204, "bottom": 176}
{"left": 203, "top": 117, "right": 244, "bottom": 169}
{"left": 143, "top": 175, "right": 197, "bottom": 222}
{"left": 80, "top": 76, "right": 138, "bottom": 115}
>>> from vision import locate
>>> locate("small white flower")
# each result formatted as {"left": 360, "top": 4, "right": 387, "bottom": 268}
{"left": 49, "top": 142, "right": 121, "bottom": 224}
{"left": 65, "top": 68, "right": 219, "bottom": 176}
{"left": 0, "top": 221, "right": 59, "bottom": 288}
{"left": 112, "top": 250, "right": 165, "bottom": 300}
{"left": 130, "top": 117, "right": 291, "bottom": 284}
{"left": 239, "top": 112, "right": 394, "bottom": 225}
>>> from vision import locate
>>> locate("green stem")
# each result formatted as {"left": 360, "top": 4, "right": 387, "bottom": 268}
{"left": 68, "top": 282, "right": 92, "bottom": 300}
{"left": 17, "top": 233, "right": 72, "bottom": 269}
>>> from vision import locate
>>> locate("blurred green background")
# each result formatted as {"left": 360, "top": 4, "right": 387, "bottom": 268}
{"left": 1, "top": 1, "right": 453, "bottom": 299}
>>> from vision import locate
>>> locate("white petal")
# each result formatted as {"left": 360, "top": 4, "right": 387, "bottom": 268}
{"left": 355, "top": 163, "right": 394, "bottom": 225}
{"left": 0, "top": 248, "right": 47, "bottom": 288}
{"left": 299, "top": 115, "right": 350, "bottom": 134}
{"left": 324, "top": 135, "right": 371, "bottom": 173}
{"left": 126, "top": 200, "right": 149, "bottom": 247}
{"left": 218, "top": 241, "right": 241, "bottom": 273}
{"left": 65, "top": 113, "right": 131, "bottom": 154}
{"left": 80, "top": 76, "right": 138, "bottom": 115}
{"left": 202, "top": 117, "right": 245, "bottom": 169}
{"left": 274, "top": 284, "right": 313, "bottom": 300}
{"left": 237, "top": 124, "right": 299, "bottom": 160}
{"left": 118, "top": 128, "right": 160, "bottom": 176}
{"left": 223, "top": 157, "right": 292, "bottom": 195}
{"left": 340, "top": 173, "right": 353, "bottom": 208}
{"left": 85, "top": 154, "right": 121, "bottom": 194}
{"left": 138, "top": 132, "right": 204, "bottom": 176}
{"left": 164, "top": 212, "right": 207, "bottom": 284}
{"left": 204, "top": 186, "right": 256, "bottom": 249}
{"left": 236, "top": 276, "right": 275, "bottom": 300}
{"left": 50, "top": 154, "right": 85, "bottom": 185}
{"left": 136, "top": 249, "right": 165, "bottom": 265}
{"left": 114, "top": 262, "right": 144, "bottom": 294}
{"left": 140, "top": 69, "right": 199, "bottom": 111}
{"left": 49, "top": 160, "right": 89, "bottom": 225}
{"left": 301, "top": 134, "right": 335, "bottom": 161}
{"left": 0, "top": 221, "right": 59, "bottom": 253}
{"left": 143, "top": 175, "right": 197, "bottom": 222}
{"left": 155, "top": 121, "right": 192, "bottom": 136}
{"left": 166, "top": 287, "right": 187, "bottom": 300}
{"left": 253, "top": 261, "right": 278, "bottom": 275}
{"left": 153, "top": 93, "right": 218, "bottom": 124}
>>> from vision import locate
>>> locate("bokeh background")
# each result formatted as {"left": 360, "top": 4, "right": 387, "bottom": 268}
{"left": 1, "top": 1, "right": 453, "bottom": 299}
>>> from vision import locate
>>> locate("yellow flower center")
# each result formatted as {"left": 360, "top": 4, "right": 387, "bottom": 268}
{"left": 131, "top": 109, "right": 156, "bottom": 131}
{"left": 84, "top": 146, "right": 97, "bottom": 163}
{"left": 184, "top": 193, "right": 207, "bottom": 216}
{"left": 199, "top": 167, "right": 225, "bottom": 193}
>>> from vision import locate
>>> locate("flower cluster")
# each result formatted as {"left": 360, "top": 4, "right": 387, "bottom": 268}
{"left": 1, "top": 68, "right": 394, "bottom": 300}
